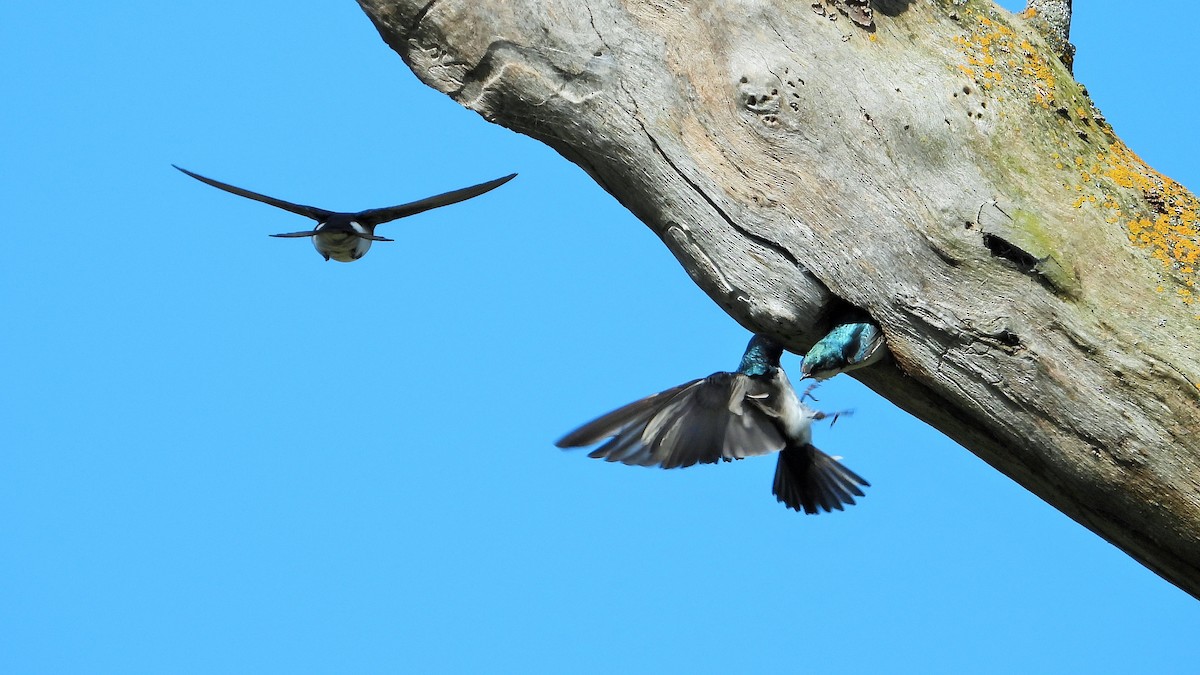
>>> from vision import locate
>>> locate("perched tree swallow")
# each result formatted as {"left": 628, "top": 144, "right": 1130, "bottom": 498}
{"left": 556, "top": 335, "right": 869, "bottom": 514}
{"left": 800, "top": 322, "right": 886, "bottom": 381}
{"left": 173, "top": 165, "right": 516, "bottom": 262}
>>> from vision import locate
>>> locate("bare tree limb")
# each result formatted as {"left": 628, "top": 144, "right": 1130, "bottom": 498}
{"left": 1025, "top": 0, "right": 1074, "bottom": 70}
{"left": 356, "top": 0, "right": 1200, "bottom": 597}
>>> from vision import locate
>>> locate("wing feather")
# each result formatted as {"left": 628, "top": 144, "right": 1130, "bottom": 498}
{"left": 557, "top": 372, "right": 786, "bottom": 468}
{"left": 355, "top": 174, "right": 517, "bottom": 226}
{"left": 556, "top": 381, "right": 700, "bottom": 448}
{"left": 174, "top": 165, "right": 331, "bottom": 221}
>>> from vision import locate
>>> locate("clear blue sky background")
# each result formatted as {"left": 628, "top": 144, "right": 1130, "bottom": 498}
{"left": 3, "top": 1, "right": 1197, "bottom": 672}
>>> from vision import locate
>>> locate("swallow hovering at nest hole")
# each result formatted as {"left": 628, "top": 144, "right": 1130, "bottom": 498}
{"left": 556, "top": 335, "right": 868, "bottom": 514}
{"left": 173, "top": 165, "right": 516, "bottom": 262}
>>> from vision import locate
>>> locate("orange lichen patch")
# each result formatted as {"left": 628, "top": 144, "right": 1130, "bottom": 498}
{"left": 950, "top": 15, "right": 1014, "bottom": 90}
{"left": 1054, "top": 138, "right": 1199, "bottom": 308}
{"left": 868, "top": 34, "right": 877, "bottom": 43}
{"left": 952, "top": 8, "right": 1197, "bottom": 311}
{"left": 1094, "top": 141, "right": 1200, "bottom": 304}
{"left": 950, "top": 9, "right": 1057, "bottom": 105}
{"left": 1019, "top": 41, "right": 1056, "bottom": 107}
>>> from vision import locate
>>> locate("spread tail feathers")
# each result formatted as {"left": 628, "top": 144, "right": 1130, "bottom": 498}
{"left": 772, "top": 443, "right": 869, "bottom": 515}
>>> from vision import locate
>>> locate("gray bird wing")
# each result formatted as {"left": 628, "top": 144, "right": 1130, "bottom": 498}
{"left": 556, "top": 372, "right": 787, "bottom": 469}
{"left": 354, "top": 173, "right": 517, "bottom": 227}
{"left": 174, "top": 165, "right": 333, "bottom": 221}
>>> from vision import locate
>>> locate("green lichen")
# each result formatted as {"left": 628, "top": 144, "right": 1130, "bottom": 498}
{"left": 1008, "top": 209, "right": 1081, "bottom": 297}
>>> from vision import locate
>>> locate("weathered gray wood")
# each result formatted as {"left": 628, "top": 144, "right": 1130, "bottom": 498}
{"left": 356, "top": 0, "right": 1200, "bottom": 596}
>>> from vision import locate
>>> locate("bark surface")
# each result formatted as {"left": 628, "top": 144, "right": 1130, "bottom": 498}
{"left": 356, "top": 0, "right": 1200, "bottom": 596}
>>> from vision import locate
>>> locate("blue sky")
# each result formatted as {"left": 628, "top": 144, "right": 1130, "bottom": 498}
{"left": 3, "top": 1, "right": 1197, "bottom": 672}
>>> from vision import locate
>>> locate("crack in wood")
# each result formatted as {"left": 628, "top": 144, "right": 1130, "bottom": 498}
{"left": 635, "top": 119, "right": 802, "bottom": 268}
{"left": 406, "top": 0, "right": 441, "bottom": 41}
{"left": 585, "top": 3, "right": 611, "bottom": 54}
{"left": 586, "top": 5, "right": 802, "bottom": 270}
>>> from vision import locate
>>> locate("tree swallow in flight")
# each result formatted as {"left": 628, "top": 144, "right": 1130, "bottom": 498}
{"left": 800, "top": 322, "right": 886, "bottom": 381}
{"left": 556, "top": 335, "right": 869, "bottom": 514}
{"left": 173, "top": 166, "right": 516, "bottom": 262}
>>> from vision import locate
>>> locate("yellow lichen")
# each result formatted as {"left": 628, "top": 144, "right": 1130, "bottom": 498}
{"left": 952, "top": 6, "right": 1199, "bottom": 312}
{"left": 951, "top": 9, "right": 1058, "bottom": 109}
{"left": 1093, "top": 142, "right": 1200, "bottom": 300}
{"left": 1051, "top": 138, "right": 1199, "bottom": 309}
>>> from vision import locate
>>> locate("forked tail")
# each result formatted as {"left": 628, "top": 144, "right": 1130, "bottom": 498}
{"left": 772, "top": 443, "right": 869, "bottom": 515}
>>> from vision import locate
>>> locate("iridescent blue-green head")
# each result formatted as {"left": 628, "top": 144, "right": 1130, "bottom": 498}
{"left": 799, "top": 322, "right": 885, "bottom": 380}
{"left": 737, "top": 335, "right": 784, "bottom": 376}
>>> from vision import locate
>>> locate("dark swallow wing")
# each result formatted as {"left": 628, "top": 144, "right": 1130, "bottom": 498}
{"left": 772, "top": 443, "right": 869, "bottom": 515}
{"left": 173, "top": 165, "right": 332, "bottom": 221}
{"left": 846, "top": 323, "right": 878, "bottom": 359}
{"left": 268, "top": 231, "right": 322, "bottom": 238}
{"left": 267, "top": 227, "right": 394, "bottom": 241}
{"left": 354, "top": 173, "right": 517, "bottom": 226}
{"left": 556, "top": 372, "right": 787, "bottom": 469}
{"left": 839, "top": 324, "right": 866, "bottom": 359}
{"left": 849, "top": 323, "right": 886, "bottom": 364}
